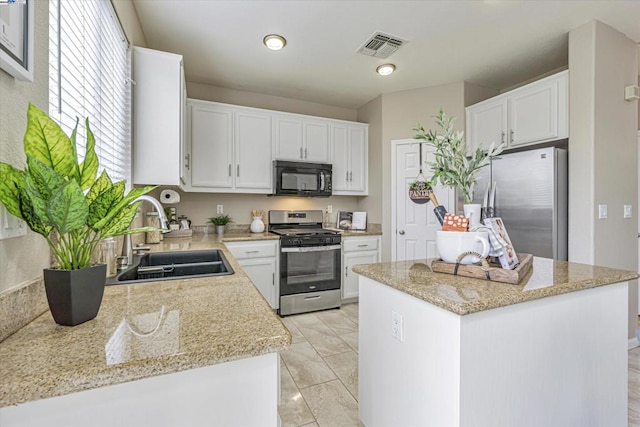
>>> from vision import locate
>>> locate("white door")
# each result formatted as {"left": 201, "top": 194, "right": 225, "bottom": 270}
{"left": 234, "top": 110, "right": 272, "bottom": 190}
{"left": 343, "top": 251, "right": 378, "bottom": 299}
{"left": 508, "top": 80, "right": 558, "bottom": 146}
{"left": 190, "top": 104, "right": 233, "bottom": 188}
{"left": 394, "top": 141, "right": 454, "bottom": 261}
{"left": 303, "top": 120, "right": 329, "bottom": 162}
{"left": 273, "top": 115, "right": 303, "bottom": 161}
{"left": 239, "top": 258, "right": 277, "bottom": 309}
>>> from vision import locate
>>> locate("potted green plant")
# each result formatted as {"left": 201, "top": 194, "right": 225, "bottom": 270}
{"left": 0, "top": 104, "right": 155, "bottom": 326}
{"left": 414, "top": 109, "right": 504, "bottom": 227}
{"left": 209, "top": 214, "right": 233, "bottom": 235}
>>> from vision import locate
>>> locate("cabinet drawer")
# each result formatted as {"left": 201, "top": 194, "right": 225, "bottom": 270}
{"left": 225, "top": 241, "right": 278, "bottom": 259}
{"left": 343, "top": 237, "right": 379, "bottom": 252}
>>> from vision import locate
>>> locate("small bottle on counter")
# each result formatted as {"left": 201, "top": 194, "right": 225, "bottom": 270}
{"left": 99, "top": 238, "right": 117, "bottom": 277}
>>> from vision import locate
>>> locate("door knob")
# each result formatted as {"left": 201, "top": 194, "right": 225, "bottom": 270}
{"left": 399, "top": 230, "right": 405, "bottom": 235}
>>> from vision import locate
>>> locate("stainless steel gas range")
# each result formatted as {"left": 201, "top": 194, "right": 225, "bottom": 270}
{"left": 269, "top": 210, "right": 342, "bottom": 316}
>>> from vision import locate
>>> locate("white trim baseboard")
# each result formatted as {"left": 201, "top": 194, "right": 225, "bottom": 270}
{"left": 629, "top": 337, "right": 639, "bottom": 350}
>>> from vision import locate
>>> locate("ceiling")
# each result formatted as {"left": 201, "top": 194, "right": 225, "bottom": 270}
{"left": 132, "top": 1, "right": 640, "bottom": 110}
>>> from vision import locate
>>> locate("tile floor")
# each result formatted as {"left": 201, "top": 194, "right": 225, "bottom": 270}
{"left": 278, "top": 306, "right": 640, "bottom": 427}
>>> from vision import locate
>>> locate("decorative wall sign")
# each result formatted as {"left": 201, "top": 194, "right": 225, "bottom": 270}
{"left": 0, "top": 0, "right": 34, "bottom": 81}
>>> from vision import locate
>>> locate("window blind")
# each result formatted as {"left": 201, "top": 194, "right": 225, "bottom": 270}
{"left": 49, "top": 0, "right": 131, "bottom": 185}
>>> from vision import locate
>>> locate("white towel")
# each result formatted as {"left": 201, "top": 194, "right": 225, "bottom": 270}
{"left": 470, "top": 224, "right": 508, "bottom": 257}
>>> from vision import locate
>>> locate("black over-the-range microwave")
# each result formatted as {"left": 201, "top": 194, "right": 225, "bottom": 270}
{"left": 272, "top": 160, "right": 332, "bottom": 197}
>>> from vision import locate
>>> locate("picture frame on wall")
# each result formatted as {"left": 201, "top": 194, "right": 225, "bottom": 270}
{"left": 0, "top": 0, "right": 34, "bottom": 82}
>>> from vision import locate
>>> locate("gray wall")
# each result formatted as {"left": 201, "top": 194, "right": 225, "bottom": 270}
{"left": 0, "top": 1, "right": 50, "bottom": 295}
{"left": 569, "top": 20, "right": 639, "bottom": 339}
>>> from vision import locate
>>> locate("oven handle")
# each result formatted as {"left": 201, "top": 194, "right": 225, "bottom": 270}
{"left": 281, "top": 245, "right": 341, "bottom": 253}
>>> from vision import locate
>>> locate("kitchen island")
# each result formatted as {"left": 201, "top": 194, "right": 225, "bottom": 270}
{"left": 0, "top": 233, "right": 289, "bottom": 427}
{"left": 353, "top": 257, "right": 638, "bottom": 427}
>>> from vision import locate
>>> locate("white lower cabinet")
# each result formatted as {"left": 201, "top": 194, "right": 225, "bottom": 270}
{"left": 225, "top": 241, "right": 279, "bottom": 309}
{"left": 342, "top": 236, "right": 381, "bottom": 300}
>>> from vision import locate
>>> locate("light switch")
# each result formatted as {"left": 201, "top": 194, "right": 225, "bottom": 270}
{"left": 598, "top": 204, "right": 608, "bottom": 219}
{"left": 0, "top": 204, "right": 27, "bottom": 240}
{"left": 624, "top": 205, "right": 633, "bottom": 219}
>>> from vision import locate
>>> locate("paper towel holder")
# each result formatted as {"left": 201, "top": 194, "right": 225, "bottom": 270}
{"left": 160, "top": 189, "right": 181, "bottom": 204}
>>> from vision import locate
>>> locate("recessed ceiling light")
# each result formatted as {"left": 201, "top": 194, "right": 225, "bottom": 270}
{"left": 376, "top": 63, "right": 396, "bottom": 76}
{"left": 263, "top": 34, "right": 287, "bottom": 51}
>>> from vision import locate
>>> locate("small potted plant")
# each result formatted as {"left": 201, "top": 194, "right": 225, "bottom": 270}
{"left": 209, "top": 214, "right": 233, "bottom": 235}
{"left": 0, "top": 104, "right": 155, "bottom": 326}
{"left": 414, "top": 109, "right": 504, "bottom": 226}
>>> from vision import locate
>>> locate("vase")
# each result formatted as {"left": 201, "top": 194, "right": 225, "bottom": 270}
{"left": 43, "top": 264, "right": 107, "bottom": 326}
{"left": 250, "top": 216, "right": 265, "bottom": 233}
{"left": 463, "top": 203, "right": 482, "bottom": 230}
{"left": 216, "top": 225, "right": 225, "bottom": 236}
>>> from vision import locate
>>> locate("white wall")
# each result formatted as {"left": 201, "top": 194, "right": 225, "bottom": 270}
{"left": 568, "top": 20, "right": 639, "bottom": 339}
{"left": 0, "top": 1, "right": 50, "bottom": 295}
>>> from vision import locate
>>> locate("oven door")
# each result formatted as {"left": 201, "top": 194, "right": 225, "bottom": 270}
{"left": 280, "top": 244, "right": 341, "bottom": 295}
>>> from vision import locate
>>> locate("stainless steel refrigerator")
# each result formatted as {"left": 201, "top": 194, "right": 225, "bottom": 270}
{"left": 470, "top": 146, "right": 568, "bottom": 260}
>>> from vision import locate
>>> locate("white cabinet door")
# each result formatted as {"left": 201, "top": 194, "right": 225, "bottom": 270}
{"left": 343, "top": 251, "right": 378, "bottom": 300}
{"left": 348, "top": 126, "right": 367, "bottom": 193}
{"left": 466, "top": 98, "right": 507, "bottom": 152}
{"left": 132, "top": 47, "right": 184, "bottom": 186}
{"left": 508, "top": 80, "right": 558, "bottom": 146}
{"left": 190, "top": 104, "right": 233, "bottom": 188}
{"left": 235, "top": 110, "right": 272, "bottom": 191}
{"left": 330, "top": 124, "right": 350, "bottom": 191}
{"left": 330, "top": 123, "right": 368, "bottom": 195}
{"left": 274, "top": 116, "right": 303, "bottom": 161}
{"left": 179, "top": 76, "right": 190, "bottom": 187}
{"left": 303, "top": 120, "right": 329, "bottom": 163}
{"left": 238, "top": 258, "right": 278, "bottom": 309}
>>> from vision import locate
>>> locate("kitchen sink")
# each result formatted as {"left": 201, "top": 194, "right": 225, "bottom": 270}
{"left": 107, "top": 249, "right": 234, "bottom": 285}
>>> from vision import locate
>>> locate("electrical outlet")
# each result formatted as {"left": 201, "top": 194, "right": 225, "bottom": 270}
{"left": 391, "top": 311, "right": 404, "bottom": 342}
{"left": 327, "top": 205, "right": 333, "bottom": 214}
{"left": 598, "top": 204, "right": 607, "bottom": 219}
{"left": 624, "top": 205, "right": 633, "bottom": 219}
{"left": 0, "top": 204, "right": 27, "bottom": 240}
{"left": 217, "top": 205, "right": 223, "bottom": 215}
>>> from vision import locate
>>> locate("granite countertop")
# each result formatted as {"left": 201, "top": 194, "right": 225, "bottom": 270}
{"left": 0, "top": 234, "right": 290, "bottom": 408}
{"left": 353, "top": 257, "right": 639, "bottom": 316}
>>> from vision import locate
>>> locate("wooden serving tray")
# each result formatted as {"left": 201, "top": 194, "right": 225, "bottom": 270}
{"left": 431, "top": 253, "right": 533, "bottom": 285}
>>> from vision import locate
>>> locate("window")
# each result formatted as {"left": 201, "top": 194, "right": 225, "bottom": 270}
{"left": 49, "top": 0, "right": 131, "bottom": 184}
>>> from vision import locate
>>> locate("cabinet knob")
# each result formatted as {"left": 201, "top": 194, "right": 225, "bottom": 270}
{"left": 228, "top": 164, "right": 231, "bottom": 177}
{"left": 510, "top": 129, "right": 514, "bottom": 143}
{"left": 345, "top": 265, "right": 348, "bottom": 277}
{"left": 398, "top": 230, "right": 405, "bottom": 235}
{"left": 349, "top": 171, "right": 353, "bottom": 182}
{"left": 184, "top": 153, "right": 190, "bottom": 170}
{"left": 501, "top": 131, "right": 505, "bottom": 144}
{"left": 237, "top": 164, "right": 240, "bottom": 177}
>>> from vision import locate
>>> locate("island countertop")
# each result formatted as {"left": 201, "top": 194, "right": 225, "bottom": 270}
{"left": 352, "top": 257, "right": 638, "bottom": 315}
{"left": 0, "top": 234, "right": 290, "bottom": 408}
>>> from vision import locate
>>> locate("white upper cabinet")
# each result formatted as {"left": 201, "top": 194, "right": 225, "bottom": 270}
{"left": 274, "top": 115, "right": 329, "bottom": 163}
{"left": 189, "top": 102, "right": 234, "bottom": 189}
{"left": 132, "top": 47, "right": 185, "bottom": 186}
{"left": 330, "top": 123, "right": 368, "bottom": 195}
{"left": 465, "top": 97, "right": 507, "bottom": 153}
{"left": 466, "top": 70, "right": 568, "bottom": 152}
{"left": 187, "top": 100, "right": 272, "bottom": 193}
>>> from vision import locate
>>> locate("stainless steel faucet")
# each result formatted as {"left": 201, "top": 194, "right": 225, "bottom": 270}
{"left": 121, "top": 195, "right": 170, "bottom": 266}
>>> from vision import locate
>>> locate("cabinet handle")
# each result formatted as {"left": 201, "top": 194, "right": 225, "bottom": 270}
{"left": 346, "top": 171, "right": 349, "bottom": 182}
{"left": 245, "top": 250, "right": 259, "bottom": 254}
{"left": 300, "top": 147, "right": 303, "bottom": 159}
{"left": 272, "top": 272, "right": 275, "bottom": 286}
{"left": 184, "top": 153, "right": 190, "bottom": 170}
{"left": 349, "top": 171, "right": 353, "bottom": 181}
{"left": 501, "top": 131, "right": 505, "bottom": 144}
{"left": 305, "top": 148, "right": 308, "bottom": 159}
{"left": 237, "top": 165, "right": 240, "bottom": 177}
{"left": 228, "top": 164, "right": 231, "bottom": 177}
{"left": 357, "top": 244, "right": 368, "bottom": 247}
{"left": 345, "top": 265, "right": 348, "bottom": 277}
{"left": 510, "top": 129, "right": 514, "bottom": 143}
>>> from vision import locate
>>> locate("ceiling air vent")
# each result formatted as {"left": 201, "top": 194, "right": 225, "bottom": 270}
{"left": 357, "top": 32, "right": 407, "bottom": 59}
